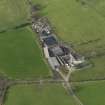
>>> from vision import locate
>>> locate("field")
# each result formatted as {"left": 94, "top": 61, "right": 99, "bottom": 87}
{"left": 31, "top": 0, "right": 105, "bottom": 81}
{"left": 74, "top": 81, "right": 105, "bottom": 105}
{"left": 32, "top": 0, "right": 105, "bottom": 46}
{"left": 0, "top": 0, "right": 29, "bottom": 31}
{"left": 4, "top": 84, "right": 76, "bottom": 105}
{"left": 0, "top": 27, "right": 50, "bottom": 79}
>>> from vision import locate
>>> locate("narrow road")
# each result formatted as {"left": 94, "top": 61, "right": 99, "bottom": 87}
{"left": 57, "top": 69, "right": 84, "bottom": 105}
{"left": 11, "top": 79, "right": 65, "bottom": 85}
{"left": 72, "top": 79, "right": 105, "bottom": 85}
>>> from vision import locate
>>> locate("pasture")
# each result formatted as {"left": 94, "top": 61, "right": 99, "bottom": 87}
{"left": 0, "top": 27, "right": 50, "bottom": 79}
{"left": 0, "top": 0, "right": 29, "bottom": 31}
{"left": 32, "top": 0, "right": 105, "bottom": 46}
{"left": 4, "top": 84, "right": 76, "bottom": 105}
{"left": 74, "top": 81, "right": 105, "bottom": 105}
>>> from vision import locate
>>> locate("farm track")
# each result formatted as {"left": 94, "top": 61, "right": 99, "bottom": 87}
{"left": 7, "top": 77, "right": 105, "bottom": 85}
{"left": 72, "top": 79, "right": 105, "bottom": 85}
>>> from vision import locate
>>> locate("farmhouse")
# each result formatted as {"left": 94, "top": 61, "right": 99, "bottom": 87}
{"left": 32, "top": 17, "right": 84, "bottom": 71}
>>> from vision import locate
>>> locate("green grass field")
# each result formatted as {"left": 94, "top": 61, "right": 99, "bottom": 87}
{"left": 79, "top": 0, "right": 105, "bottom": 17}
{"left": 32, "top": 0, "right": 105, "bottom": 46}
{"left": 5, "top": 84, "right": 76, "bottom": 105}
{"left": 0, "top": 27, "right": 50, "bottom": 79}
{"left": 74, "top": 81, "right": 105, "bottom": 105}
{"left": 0, "top": 0, "right": 29, "bottom": 31}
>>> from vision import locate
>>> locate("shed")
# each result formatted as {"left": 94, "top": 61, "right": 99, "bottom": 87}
{"left": 43, "top": 46, "right": 49, "bottom": 58}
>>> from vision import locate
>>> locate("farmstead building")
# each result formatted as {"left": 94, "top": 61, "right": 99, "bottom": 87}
{"left": 32, "top": 17, "right": 84, "bottom": 71}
